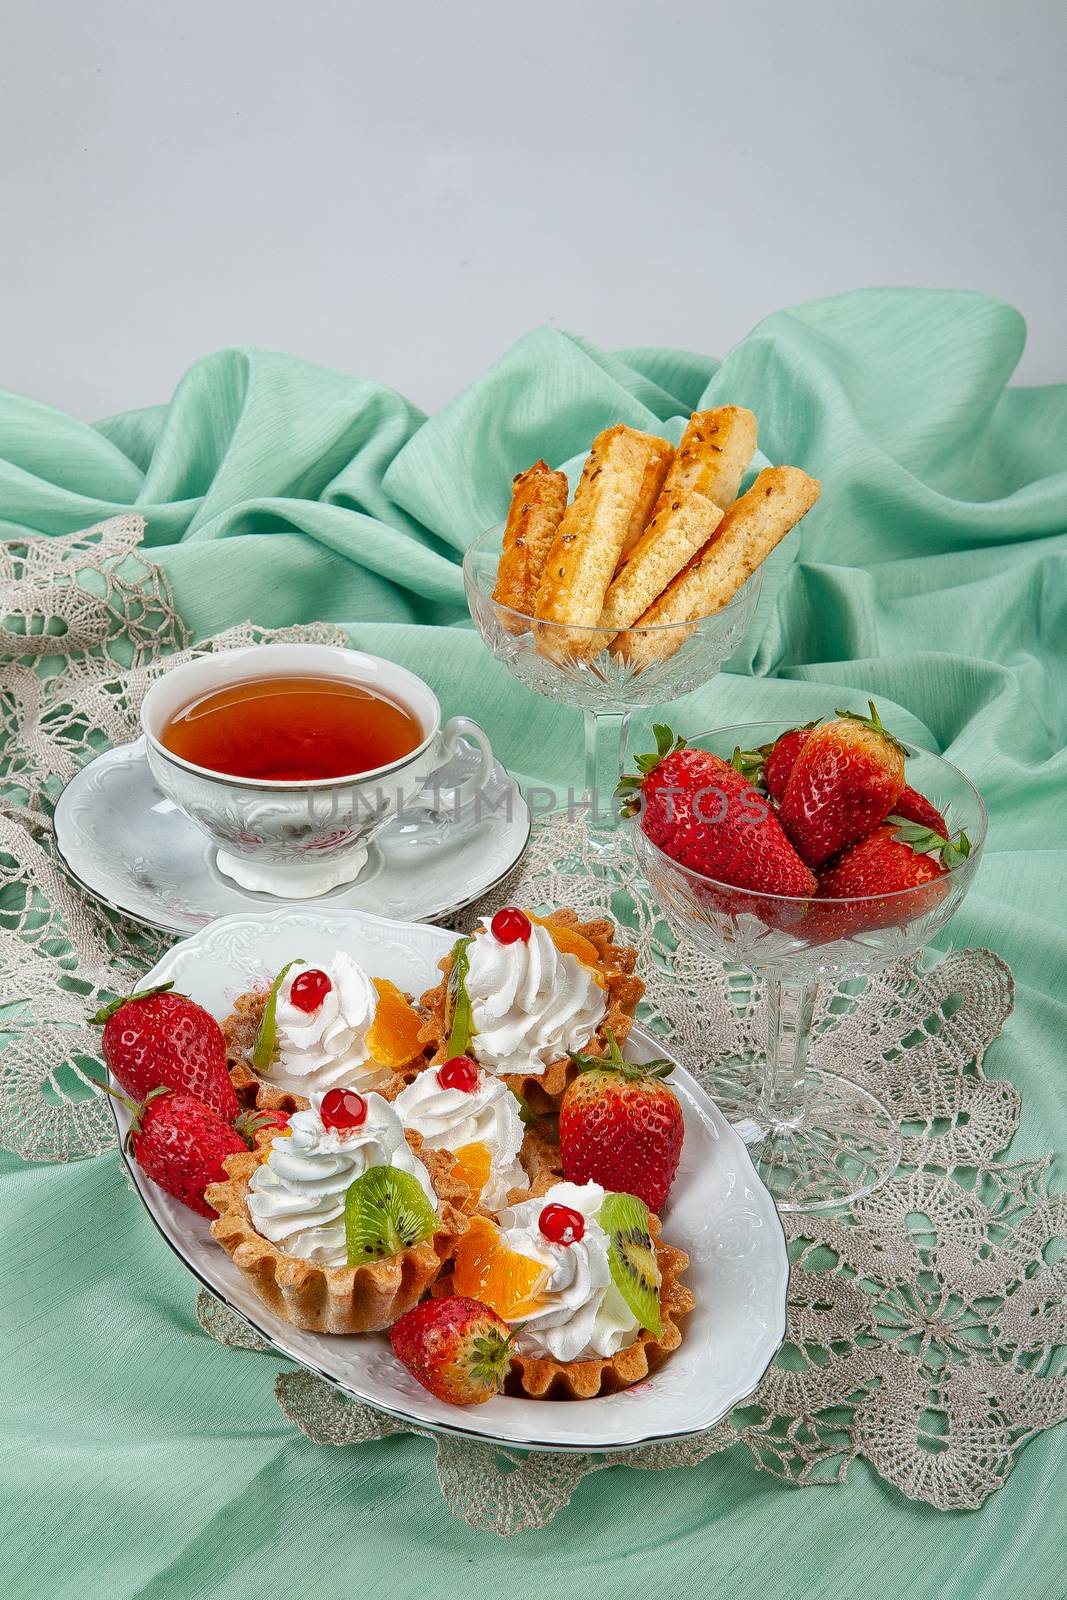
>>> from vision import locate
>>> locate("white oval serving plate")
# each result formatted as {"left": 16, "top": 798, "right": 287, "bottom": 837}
{"left": 109, "top": 906, "right": 788, "bottom": 1452}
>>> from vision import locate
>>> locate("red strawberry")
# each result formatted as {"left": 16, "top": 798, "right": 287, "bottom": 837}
{"left": 390, "top": 1295, "right": 513, "bottom": 1406}
{"left": 234, "top": 1108, "right": 290, "bottom": 1147}
{"left": 559, "top": 1030, "right": 684, "bottom": 1212}
{"left": 761, "top": 727, "right": 813, "bottom": 800}
{"left": 115, "top": 1087, "right": 248, "bottom": 1217}
{"left": 739, "top": 723, "right": 949, "bottom": 844}
{"left": 779, "top": 701, "right": 906, "bottom": 867}
{"left": 810, "top": 817, "right": 970, "bottom": 941}
{"left": 733, "top": 723, "right": 817, "bottom": 800}
{"left": 618, "top": 724, "right": 817, "bottom": 897}
{"left": 892, "top": 785, "right": 948, "bottom": 837}
{"left": 92, "top": 983, "right": 237, "bottom": 1121}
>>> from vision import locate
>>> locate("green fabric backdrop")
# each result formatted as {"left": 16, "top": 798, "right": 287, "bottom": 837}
{"left": 3, "top": 289, "right": 1065, "bottom": 1598}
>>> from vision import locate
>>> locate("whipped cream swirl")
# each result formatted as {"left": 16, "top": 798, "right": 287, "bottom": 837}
{"left": 464, "top": 919, "right": 606, "bottom": 1077}
{"left": 268, "top": 954, "right": 391, "bottom": 1096}
{"left": 495, "top": 1181, "right": 640, "bottom": 1362}
{"left": 246, "top": 1092, "right": 437, "bottom": 1267}
{"left": 393, "top": 1065, "right": 526, "bottom": 1210}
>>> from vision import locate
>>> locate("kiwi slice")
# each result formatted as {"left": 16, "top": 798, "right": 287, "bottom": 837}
{"left": 252, "top": 959, "right": 302, "bottom": 1074}
{"left": 446, "top": 936, "right": 475, "bottom": 1056}
{"left": 344, "top": 1166, "right": 438, "bottom": 1264}
{"left": 599, "top": 1191, "right": 663, "bottom": 1339}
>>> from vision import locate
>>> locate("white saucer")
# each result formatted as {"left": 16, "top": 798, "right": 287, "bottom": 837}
{"left": 54, "top": 738, "right": 531, "bottom": 934}
{"left": 109, "top": 906, "right": 789, "bottom": 1452}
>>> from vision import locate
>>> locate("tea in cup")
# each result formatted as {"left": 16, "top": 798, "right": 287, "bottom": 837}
{"left": 140, "top": 643, "right": 496, "bottom": 897}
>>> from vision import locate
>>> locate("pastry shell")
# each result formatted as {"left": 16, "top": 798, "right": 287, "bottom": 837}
{"left": 418, "top": 908, "right": 644, "bottom": 1112}
{"left": 508, "top": 1227, "right": 694, "bottom": 1400}
{"left": 432, "top": 1210, "right": 693, "bottom": 1399}
{"left": 518, "top": 1117, "right": 564, "bottom": 1192}
{"left": 206, "top": 1129, "right": 469, "bottom": 1335}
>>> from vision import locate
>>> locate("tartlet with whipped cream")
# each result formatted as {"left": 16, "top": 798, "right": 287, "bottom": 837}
{"left": 222, "top": 954, "right": 428, "bottom": 1114}
{"left": 419, "top": 907, "right": 642, "bottom": 1110}
{"left": 207, "top": 1088, "right": 467, "bottom": 1334}
{"left": 438, "top": 1178, "right": 693, "bottom": 1399}
{"left": 393, "top": 1056, "right": 528, "bottom": 1213}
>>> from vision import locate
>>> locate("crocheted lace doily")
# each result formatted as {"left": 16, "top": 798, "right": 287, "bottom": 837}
{"left": 2, "top": 517, "right": 1065, "bottom": 1535}
{"left": 0, "top": 515, "right": 351, "bottom": 1160}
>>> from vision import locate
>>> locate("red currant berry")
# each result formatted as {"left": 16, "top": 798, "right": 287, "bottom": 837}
{"left": 436, "top": 1056, "right": 480, "bottom": 1092}
{"left": 491, "top": 907, "right": 532, "bottom": 945}
{"left": 289, "top": 967, "right": 332, "bottom": 1013}
{"left": 538, "top": 1203, "right": 585, "bottom": 1246}
{"left": 319, "top": 1087, "right": 367, "bottom": 1131}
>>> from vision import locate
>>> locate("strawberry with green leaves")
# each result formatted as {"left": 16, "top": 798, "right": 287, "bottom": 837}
{"left": 245, "top": 1108, "right": 291, "bottom": 1141}
{"left": 619, "top": 724, "right": 817, "bottom": 897}
{"left": 92, "top": 982, "right": 237, "bottom": 1121}
{"left": 778, "top": 701, "right": 906, "bottom": 867}
{"left": 891, "top": 785, "right": 949, "bottom": 837}
{"left": 821, "top": 816, "right": 970, "bottom": 895}
{"left": 732, "top": 722, "right": 819, "bottom": 799}
{"left": 738, "top": 718, "right": 949, "bottom": 838}
{"left": 107, "top": 1085, "right": 250, "bottom": 1217}
{"left": 810, "top": 816, "right": 971, "bottom": 940}
{"left": 559, "top": 1030, "right": 684, "bottom": 1212}
{"left": 390, "top": 1295, "right": 513, "bottom": 1406}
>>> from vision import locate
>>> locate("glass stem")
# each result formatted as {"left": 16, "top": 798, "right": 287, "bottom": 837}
{"left": 582, "top": 708, "right": 631, "bottom": 834}
{"left": 759, "top": 977, "right": 818, "bottom": 1130}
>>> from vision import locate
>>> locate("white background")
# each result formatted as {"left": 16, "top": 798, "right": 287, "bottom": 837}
{"left": 1, "top": 0, "right": 1063, "bottom": 420}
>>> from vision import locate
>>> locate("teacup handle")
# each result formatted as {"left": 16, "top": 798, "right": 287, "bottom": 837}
{"left": 410, "top": 716, "right": 495, "bottom": 812}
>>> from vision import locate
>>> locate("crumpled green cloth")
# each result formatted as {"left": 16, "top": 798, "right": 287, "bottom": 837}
{"left": 2, "top": 289, "right": 1065, "bottom": 1598}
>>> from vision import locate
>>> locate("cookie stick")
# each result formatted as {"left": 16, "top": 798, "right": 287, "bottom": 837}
{"left": 618, "top": 433, "right": 675, "bottom": 558}
{"left": 534, "top": 424, "right": 673, "bottom": 661}
{"left": 651, "top": 406, "right": 757, "bottom": 518}
{"left": 597, "top": 491, "right": 725, "bottom": 635}
{"left": 614, "top": 466, "right": 820, "bottom": 669}
{"left": 492, "top": 460, "right": 569, "bottom": 629}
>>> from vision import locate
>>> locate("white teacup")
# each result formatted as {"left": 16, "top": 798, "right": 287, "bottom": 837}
{"left": 140, "top": 643, "right": 495, "bottom": 897}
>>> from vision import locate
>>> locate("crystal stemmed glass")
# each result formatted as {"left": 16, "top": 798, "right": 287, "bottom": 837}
{"left": 630, "top": 721, "right": 988, "bottom": 1212}
{"left": 463, "top": 523, "right": 762, "bottom": 842}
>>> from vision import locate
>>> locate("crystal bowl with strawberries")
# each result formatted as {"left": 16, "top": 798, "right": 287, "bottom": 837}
{"left": 625, "top": 706, "right": 987, "bottom": 1213}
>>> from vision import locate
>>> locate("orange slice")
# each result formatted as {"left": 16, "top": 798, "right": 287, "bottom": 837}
{"left": 366, "top": 979, "right": 424, "bottom": 1068}
{"left": 451, "top": 1141, "right": 493, "bottom": 1205}
{"left": 527, "top": 912, "right": 602, "bottom": 968}
{"left": 451, "top": 1215, "right": 548, "bottom": 1320}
